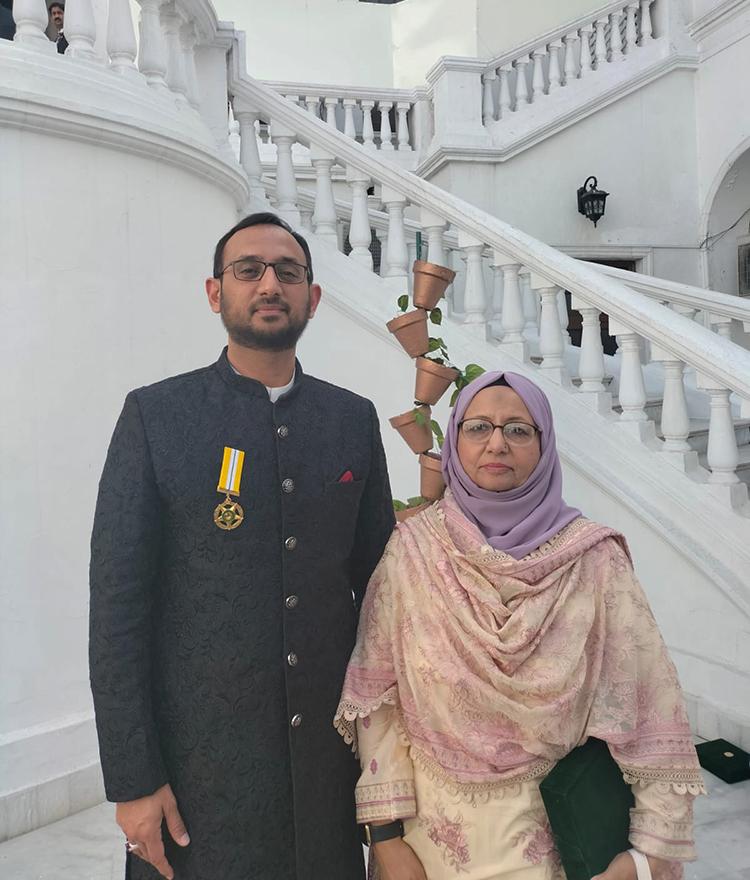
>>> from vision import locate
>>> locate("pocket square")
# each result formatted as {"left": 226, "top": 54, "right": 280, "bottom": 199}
{"left": 338, "top": 470, "right": 354, "bottom": 483}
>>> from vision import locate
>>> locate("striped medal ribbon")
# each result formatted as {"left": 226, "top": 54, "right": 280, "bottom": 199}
{"left": 214, "top": 446, "right": 245, "bottom": 530}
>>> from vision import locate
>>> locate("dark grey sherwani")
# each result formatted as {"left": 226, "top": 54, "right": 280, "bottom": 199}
{"left": 89, "top": 349, "right": 395, "bottom": 880}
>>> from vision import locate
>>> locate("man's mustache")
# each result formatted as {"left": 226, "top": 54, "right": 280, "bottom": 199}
{"left": 250, "top": 296, "right": 289, "bottom": 314}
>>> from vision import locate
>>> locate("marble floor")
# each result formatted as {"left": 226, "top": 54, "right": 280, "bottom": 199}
{"left": 1, "top": 772, "right": 748, "bottom": 880}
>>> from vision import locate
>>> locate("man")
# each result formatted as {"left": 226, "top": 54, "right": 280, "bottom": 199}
{"left": 90, "top": 212, "right": 395, "bottom": 880}
{"left": 48, "top": 1, "right": 67, "bottom": 53}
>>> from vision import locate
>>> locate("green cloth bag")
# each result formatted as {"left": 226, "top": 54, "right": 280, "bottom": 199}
{"left": 539, "top": 738, "right": 634, "bottom": 880}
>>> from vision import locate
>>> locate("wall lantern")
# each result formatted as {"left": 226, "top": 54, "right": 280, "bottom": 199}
{"left": 577, "top": 176, "right": 609, "bottom": 227}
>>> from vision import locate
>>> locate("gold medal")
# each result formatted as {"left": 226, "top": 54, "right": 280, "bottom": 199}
{"left": 214, "top": 447, "right": 246, "bottom": 530}
{"left": 214, "top": 494, "right": 244, "bottom": 530}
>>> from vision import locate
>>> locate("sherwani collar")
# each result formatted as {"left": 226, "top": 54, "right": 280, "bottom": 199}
{"left": 214, "top": 347, "right": 305, "bottom": 401}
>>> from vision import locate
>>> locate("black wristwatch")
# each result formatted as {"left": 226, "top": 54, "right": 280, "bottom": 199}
{"left": 363, "top": 819, "right": 404, "bottom": 846}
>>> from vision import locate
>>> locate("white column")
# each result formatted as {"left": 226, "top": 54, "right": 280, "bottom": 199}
{"left": 360, "top": 100, "right": 376, "bottom": 150}
{"left": 579, "top": 25, "right": 593, "bottom": 76}
{"left": 563, "top": 32, "right": 579, "bottom": 84}
{"left": 498, "top": 66, "right": 512, "bottom": 118}
{"left": 624, "top": 3, "right": 639, "bottom": 53}
{"left": 305, "top": 96, "right": 320, "bottom": 118}
{"left": 489, "top": 260, "right": 504, "bottom": 340}
{"left": 378, "top": 101, "right": 394, "bottom": 150}
{"left": 347, "top": 168, "right": 373, "bottom": 271}
{"left": 616, "top": 332, "right": 648, "bottom": 421}
{"left": 396, "top": 102, "right": 411, "bottom": 149}
{"left": 343, "top": 99, "right": 357, "bottom": 139}
{"left": 513, "top": 56, "right": 530, "bottom": 110}
{"left": 531, "top": 49, "right": 546, "bottom": 101}
{"left": 537, "top": 283, "right": 569, "bottom": 383}
{"left": 160, "top": 2, "right": 188, "bottom": 101}
{"left": 13, "top": 0, "right": 55, "bottom": 48}
{"left": 548, "top": 41, "right": 563, "bottom": 91}
{"left": 495, "top": 256, "right": 528, "bottom": 359}
{"left": 310, "top": 148, "right": 338, "bottom": 245}
{"left": 705, "top": 388, "right": 740, "bottom": 484}
{"left": 179, "top": 22, "right": 200, "bottom": 108}
{"left": 381, "top": 186, "right": 408, "bottom": 282}
{"left": 64, "top": 0, "right": 98, "bottom": 60}
{"left": 235, "top": 106, "right": 267, "bottom": 203}
{"left": 519, "top": 268, "right": 538, "bottom": 335}
{"left": 137, "top": 0, "right": 168, "bottom": 92}
{"left": 460, "top": 233, "right": 488, "bottom": 328}
{"left": 482, "top": 73, "right": 496, "bottom": 125}
{"left": 639, "top": 0, "right": 654, "bottom": 42}
{"left": 659, "top": 361, "right": 691, "bottom": 452}
{"left": 594, "top": 18, "right": 608, "bottom": 68}
{"left": 420, "top": 209, "right": 447, "bottom": 267}
{"left": 577, "top": 307, "right": 606, "bottom": 391}
{"left": 609, "top": 10, "right": 624, "bottom": 62}
{"left": 107, "top": 0, "right": 139, "bottom": 77}
{"left": 324, "top": 97, "right": 339, "bottom": 129}
{"left": 270, "top": 124, "right": 300, "bottom": 225}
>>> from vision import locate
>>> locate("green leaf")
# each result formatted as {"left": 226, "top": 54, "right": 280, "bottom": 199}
{"left": 463, "top": 363, "right": 485, "bottom": 382}
{"left": 430, "top": 420, "right": 444, "bottom": 448}
{"left": 429, "top": 308, "right": 443, "bottom": 325}
{"left": 406, "top": 495, "right": 426, "bottom": 508}
{"left": 413, "top": 408, "right": 427, "bottom": 426}
{"left": 449, "top": 387, "right": 460, "bottom": 407}
{"left": 397, "top": 294, "right": 409, "bottom": 312}
{"left": 427, "top": 337, "right": 441, "bottom": 352}
{"left": 392, "top": 499, "right": 407, "bottom": 511}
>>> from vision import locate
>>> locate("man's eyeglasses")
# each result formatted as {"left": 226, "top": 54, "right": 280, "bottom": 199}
{"left": 458, "top": 419, "right": 540, "bottom": 447}
{"left": 219, "top": 258, "right": 310, "bottom": 285}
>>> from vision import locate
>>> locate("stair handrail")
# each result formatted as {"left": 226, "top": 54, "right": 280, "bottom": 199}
{"left": 260, "top": 80, "right": 423, "bottom": 104}
{"left": 227, "top": 30, "right": 750, "bottom": 404}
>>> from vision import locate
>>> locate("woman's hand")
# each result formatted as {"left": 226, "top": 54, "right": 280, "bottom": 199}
{"left": 373, "top": 837, "right": 428, "bottom": 880}
{"left": 592, "top": 850, "right": 677, "bottom": 880}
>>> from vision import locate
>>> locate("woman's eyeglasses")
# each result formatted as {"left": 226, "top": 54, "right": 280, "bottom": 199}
{"left": 458, "top": 419, "right": 539, "bottom": 447}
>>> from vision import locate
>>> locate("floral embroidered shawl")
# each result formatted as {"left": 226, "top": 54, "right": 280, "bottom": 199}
{"left": 336, "top": 493, "right": 704, "bottom": 795}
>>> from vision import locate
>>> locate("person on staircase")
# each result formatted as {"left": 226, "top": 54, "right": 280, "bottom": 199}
{"left": 337, "top": 370, "right": 703, "bottom": 880}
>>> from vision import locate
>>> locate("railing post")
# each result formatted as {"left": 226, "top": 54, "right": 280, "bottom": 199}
{"left": 563, "top": 32, "right": 579, "bottom": 84}
{"left": 396, "top": 101, "right": 412, "bottom": 150}
{"left": 608, "top": 319, "right": 657, "bottom": 443}
{"left": 498, "top": 66, "right": 512, "bottom": 118}
{"left": 594, "top": 18, "right": 608, "bottom": 68}
{"left": 534, "top": 277, "right": 570, "bottom": 385}
{"left": 514, "top": 56, "right": 530, "bottom": 110}
{"left": 548, "top": 40, "right": 563, "bottom": 91}
{"left": 380, "top": 186, "right": 408, "bottom": 285}
{"left": 378, "top": 101, "right": 394, "bottom": 150}
{"left": 482, "top": 72, "right": 496, "bottom": 125}
{"left": 324, "top": 97, "right": 339, "bottom": 129}
{"left": 488, "top": 256, "right": 504, "bottom": 340}
{"left": 179, "top": 22, "right": 200, "bottom": 109}
{"left": 360, "top": 100, "right": 376, "bottom": 150}
{"left": 519, "top": 267, "right": 539, "bottom": 336}
{"left": 270, "top": 122, "right": 300, "bottom": 225}
{"left": 64, "top": 0, "right": 98, "bottom": 60}
{"left": 305, "top": 95, "right": 320, "bottom": 118}
{"left": 579, "top": 25, "right": 593, "bottom": 76}
{"left": 459, "top": 232, "right": 488, "bottom": 330}
{"left": 531, "top": 48, "right": 546, "bottom": 101}
{"left": 494, "top": 254, "right": 528, "bottom": 360}
{"left": 343, "top": 99, "right": 357, "bottom": 140}
{"left": 161, "top": 2, "right": 188, "bottom": 102}
{"left": 639, "top": 0, "right": 654, "bottom": 42}
{"left": 624, "top": 3, "right": 639, "bottom": 53}
{"left": 609, "top": 9, "right": 624, "bottom": 62}
{"left": 346, "top": 167, "right": 373, "bottom": 271}
{"left": 420, "top": 209, "right": 447, "bottom": 267}
{"left": 13, "top": 0, "right": 55, "bottom": 49}
{"left": 426, "top": 57, "right": 492, "bottom": 147}
{"left": 234, "top": 102, "right": 268, "bottom": 204}
{"left": 137, "top": 0, "right": 169, "bottom": 92}
{"left": 310, "top": 146, "right": 338, "bottom": 246}
{"left": 573, "top": 297, "right": 613, "bottom": 413}
{"left": 107, "top": 0, "right": 139, "bottom": 77}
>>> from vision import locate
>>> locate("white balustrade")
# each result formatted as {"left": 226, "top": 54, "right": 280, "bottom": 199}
{"left": 482, "top": 73, "right": 496, "bottom": 125}
{"left": 324, "top": 97, "right": 338, "bottom": 128}
{"left": 137, "top": 0, "right": 169, "bottom": 92}
{"left": 310, "top": 148, "right": 338, "bottom": 245}
{"left": 659, "top": 360, "right": 691, "bottom": 452}
{"left": 514, "top": 56, "right": 530, "bottom": 110}
{"left": 577, "top": 306, "right": 606, "bottom": 391}
{"left": 705, "top": 387, "right": 740, "bottom": 484}
{"left": 305, "top": 96, "right": 320, "bottom": 117}
{"left": 640, "top": 0, "right": 654, "bottom": 42}
{"left": 495, "top": 257, "right": 527, "bottom": 359}
{"left": 519, "top": 267, "right": 538, "bottom": 334}
{"left": 13, "top": 0, "right": 54, "bottom": 48}
{"left": 270, "top": 124, "right": 300, "bottom": 224}
{"left": 609, "top": 10, "right": 624, "bottom": 61}
{"left": 594, "top": 19, "right": 608, "bottom": 68}
{"left": 360, "top": 100, "right": 376, "bottom": 150}
{"left": 180, "top": 23, "right": 200, "bottom": 109}
{"left": 548, "top": 40, "right": 563, "bottom": 91}
{"left": 300, "top": 210, "right": 313, "bottom": 233}
{"left": 378, "top": 101, "right": 394, "bottom": 150}
{"left": 347, "top": 168, "right": 373, "bottom": 271}
{"left": 381, "top": 187, "right": 408, "bottom": 281}
{"left": 64, "top": 0, "right": 98, "bottom": 60}
{"left": 615, "top": 331, "right": 649, "bottom": 422}
{"left": 579, "top": 25, "right": 593, "bottom": 76}
{"left": 531, "top": 49, "right": 546, "bottom": 101}
{"left": 624, "top": 3, "right": 639, "bottom": 53}
{"left": 343, "top": 99, "right": 357, "bottom": 139}
{"left": 396, "top": 102, "right": 411, "bottom": 150}
{"left": 420, "top": 210, "right": 447, "bottom": 267}
{"left": 536, "top": 281, "right": 569, "bottom": 384}
{"left": 460, "top": 234, "right": 488, "bottom": 327}
{"left": 563, "top": 32, "right": 578, "bottom": 84}
{"left": 161, "top": 2, "right": 188, "bottom": 101}
{"left": 498, "top": 67, "right": 512, "bottom": 118}
{"left": 107, "top": 0, "right": 139, "bottom": 77}
{"left": 489, "top": 259, "right": 504, "bottom": 340}
{"left": 235, "top": 104, "right": 267, "bottom": 203}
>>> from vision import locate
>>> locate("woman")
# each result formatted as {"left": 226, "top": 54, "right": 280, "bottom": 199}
{"left": 335, "top": 371, "right": 704, "bottom": 880}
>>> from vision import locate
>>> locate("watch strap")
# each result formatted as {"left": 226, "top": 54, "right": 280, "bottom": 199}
{"left": 364, "top": 819, "right": 404, "bottom": 846}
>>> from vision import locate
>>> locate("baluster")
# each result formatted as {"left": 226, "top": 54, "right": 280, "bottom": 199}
{"left": 13, "top": 0, "right": 55, "bottom": 48}
{"left": 378, "top": 101, "right": 394, "bottom": 150}
{"left": 563, "top": 32, "right": 579, "bottom": 84}
{"left": 709, "top": 314, "right": 733, "bottom": 338}
{"left": 310, "top": 147, "right": 338, "bottom": 245}
{"left": 519, "top": 268, "right": 538, "bottom": 336}
{"left": 381, "top": 186, "right": 408, "bottom": 282}
{"left": 536, "top": 281, "right": 570, "bottom": 384}
{"left": 548, "top": 40, "right": 563, "bottom": 91}
{"left": 624, "top": 3, "right": 638, "bottom": 53}
{"left": 482, "top": 72, "right": 496, "bottom": 125}
{"left": 460, "top": 234, "right": 488, "bottom": 328}
{"left": 347, "top": 168, "right": 373, "bottom": 271}
{"left": 557, "top": 290, "right": 571, "bottom": 346}
{"left": 451, "top": 249, "right": 466, "bottom": 316}
{"left": 300, "top": 210, "right": 313, "bottom": 233}
{"left": 489, "top": 258, "right": 504, "bottom": 340}
{"left": 343, "top": 99, "right": 357, "bottom": 139}
{"left": 659, "top": 360, "right": 692, "bottom": 452}
{"left": 609, "top": 10, "right": 624, "bottom": 61}
{"left": 531, "top": 49, "right": 546, "bottom": 101}
{"left": 64, "top": 0, "right": 98, "bottom": 60}
{"left": 305, "top": 96, "right": 320, "bottom": 117}
{"left": 579, "top": 25, "right": 593, "bottom": 76}
{"left": 514, "top": 56, "right": 530, "bottom": 110}
{"left": 639, "top": 0, "right": 654, "bottom": 42}
{"left": 108, "top": 0, "right": 139, "bottom": 76}
{"left": 360, "top": 100, "right": 376, "bottom": 150}
{"left": 228, "top": 116, "right": 240, "bottom": 160}
{"left": 495, "top": 257, "right": 528, "bottom": 359}
{"left": 705, "top": 388, "right": 740, "bottom": 484}
{"left": 324, "top": 97, "right": 339, "bottom": 129}
{"left": 614, "top": 330, "right": 651, "bottom": 431}
{"left": 270, "top": 123, "right": 300, "bottom": 224}
{"left": 137, "top": 0, "right": 168, "bottom": 92}
{"left": 375, "top": 229, "right": 388, "bottom": 277}
{"left": 498, "top": 66, "right": 512, "bottom": 118}
{"left": 235, "top": 105, "right": 268, "bottom": 204}
{"left": 420, "top": 210, "right": 447, "bottom": 266}
{"left": 578, "top": 306, "right": 606, "bottom": 391}
{"left": 161, "top": 2, "right": 188, "bottom": 101}
{"left": 396, "top": 102, "right": 411, "bottom": 149}
{"left": 594, "top": 18, "right": 608, "bottom": 68}
{"left": 179, "top": 23, "right": 200, "bottom": 108}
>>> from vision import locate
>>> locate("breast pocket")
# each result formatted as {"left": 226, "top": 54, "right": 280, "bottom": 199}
{"left": 320, "top": 479, "right": 366, "bottom": 555}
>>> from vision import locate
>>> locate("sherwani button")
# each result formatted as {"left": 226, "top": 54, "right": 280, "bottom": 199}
{"left": 290, "top": 713, "right": 303, "bottom": 728}
{"left": 287, "top": 652, "right": 298, "bottom": 667}
{"left": 282, "top": 478, "right": 295, "bottom": 493}
{"left": 285, "top": 536, "right": 298, "bottom": 551}
{"left": 285, "top": 595, "right": 299, "bottom": 609}
{"left": 277, "top": 425, "right": 289, "bottom": 438}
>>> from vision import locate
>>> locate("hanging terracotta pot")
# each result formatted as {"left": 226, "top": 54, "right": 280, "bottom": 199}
{"left": 389, "top": 406, "right": 433, "bottom": 454}
{"left": 412, "top": 260, "right": 456, "bottom": 311}
{"left": 419, "top": 452, "right": 445, "bottom": 501}
{"left": 395, "top": 501, "right": 431, "bottom": 523}
{"left": 386, "top": 309, "right": 429, "bottom": 358}
{"left": 414, "top": 357, "right": 460, "bottom": 405}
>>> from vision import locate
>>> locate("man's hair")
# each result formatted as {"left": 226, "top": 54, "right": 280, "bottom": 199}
{"left": 212, "top": 212, "right": 314, "bottom": 282}
{"left": 49, "top": 2, "right": 64, "bottom": 11}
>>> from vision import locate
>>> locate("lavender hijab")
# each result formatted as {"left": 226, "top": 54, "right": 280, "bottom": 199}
{"left": 441, "top": 370, "right": 580, "bottom": 559}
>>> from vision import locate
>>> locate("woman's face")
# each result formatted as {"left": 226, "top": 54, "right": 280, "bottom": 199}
{"left": 457, "top": 385, "right": 542, "bottom": 491}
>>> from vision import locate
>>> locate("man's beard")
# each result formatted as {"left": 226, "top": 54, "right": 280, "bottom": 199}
{"left": 220, "top": 293, "right": 312, "bottom": 352}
